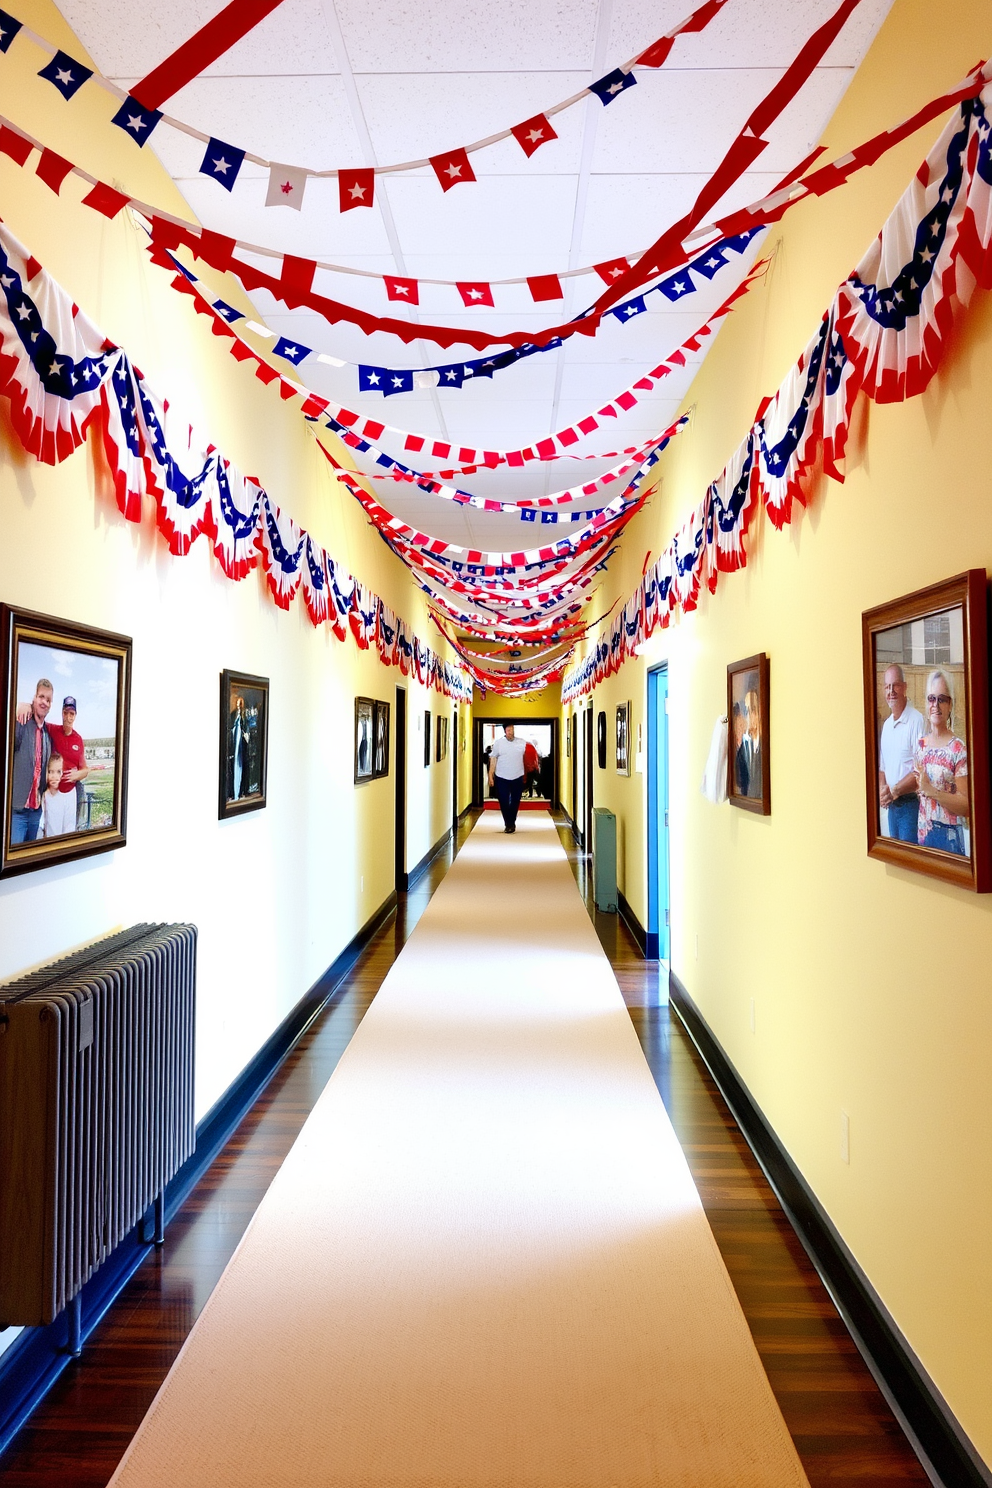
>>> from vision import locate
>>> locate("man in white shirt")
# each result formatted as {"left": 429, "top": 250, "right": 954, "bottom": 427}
{"left": 879, "top": 664, "right": 925, "bottom": 841}
{"left": 488, "top": 724, "right": 527, "bottom": 833}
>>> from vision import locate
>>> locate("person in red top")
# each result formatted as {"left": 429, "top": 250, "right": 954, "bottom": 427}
{"left": 47, "top": 696, "right": 89, "bottom": 829}
{"left": 18, "top": 693, "right": 90, "bottom": 831}
{"left": 523, "top": 739, "right": 541, "bottom": 798}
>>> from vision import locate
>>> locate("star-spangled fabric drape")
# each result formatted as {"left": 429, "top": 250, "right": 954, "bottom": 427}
{"left": 0, "top": 222, "right": 472, "bottom": 701}
{"left": 563, "top": 85, "right": 992, "bottom": 703}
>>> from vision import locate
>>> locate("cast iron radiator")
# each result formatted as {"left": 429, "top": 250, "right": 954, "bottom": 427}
{"left": 0, "top": 923, "right": 196, "bottom": 1329}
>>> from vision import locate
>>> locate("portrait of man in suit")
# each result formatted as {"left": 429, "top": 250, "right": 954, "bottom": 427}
{"left": 727, "top": 656, "right": 769, "bottom": 814}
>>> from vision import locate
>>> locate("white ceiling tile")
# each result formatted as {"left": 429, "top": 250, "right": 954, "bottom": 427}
{"left": 336, "top": 0, "right": 601, "bottom": 73}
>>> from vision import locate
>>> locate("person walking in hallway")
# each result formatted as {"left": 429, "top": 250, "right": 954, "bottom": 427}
{"left": 488, "top": 723, "right": 526, "bottom": 832}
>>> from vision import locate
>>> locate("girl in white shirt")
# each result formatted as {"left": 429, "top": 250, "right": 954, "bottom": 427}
{"left": 40, "top": 755, "right": 79, "bottom": 837}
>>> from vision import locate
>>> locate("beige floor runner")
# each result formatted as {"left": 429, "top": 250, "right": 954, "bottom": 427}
{"left": 110, "top": 814, "right": 808, "bottom": 1488}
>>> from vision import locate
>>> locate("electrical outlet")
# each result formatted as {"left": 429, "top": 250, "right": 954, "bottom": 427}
{"left": 840, "top": 1111, "right": 850, "bottom": 1164}
{"left": 749, "top": 998, "right": 756, "bottom": 1034}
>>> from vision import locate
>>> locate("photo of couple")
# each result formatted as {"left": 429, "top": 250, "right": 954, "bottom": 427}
{"left": 875, "top": 607, "right": 970, "bottom": 859}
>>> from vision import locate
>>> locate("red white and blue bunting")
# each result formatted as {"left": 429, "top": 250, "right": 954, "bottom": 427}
{"left": 0, "top": 222, "right": 472, "bottom": 701}
{"left": 563, "top": 83, "right": 992, "bottom": 702}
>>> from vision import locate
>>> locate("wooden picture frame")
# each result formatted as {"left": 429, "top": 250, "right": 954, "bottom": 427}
{"left": 424, "top": 709, "right": 431, "bottom": 767}
{"left": 615, "top": 701, "right": 631, "bottom": 776}
{"left": 597, "top": 710, "right": 607, "bottom": 769}
{"left": 862, "top": 571, "right": 990, "bottom": 891}
{"left": 1, "top": 605, "right": 131, "bottom": 877}
{"left": 727, "top": 653, "right": 770, "bottom": 815}
{"left": 373, "top": 699, "right": 390, "bottom": 779}
{"left": 355, "top": 697, "right": 374, "bottom": 783}
{"left": 219, "top": 670, "right": 270, "bottom": 820}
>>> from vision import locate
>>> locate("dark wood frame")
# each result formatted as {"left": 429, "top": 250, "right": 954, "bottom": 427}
{"left": 471, "top": 716, "right": 560, "bottom": 808}
{"left": 423, "top": 708, "right": 431, "bottom": 767}
{"left": 219, "top": 669, "right": 270, "bottom": 820}
{"left": 597, "top": 709, "right": 607, "bottom": 769}
{"left": 373, "top": 699, "right": 390, "bottom": 779}
{"left": 615, "top": 701, "right": 631, "bottom": 776}
{"left": 862, "top": 571, "right": 990, "bottom": 891}
{"left": 435, "top": 711, "right": 448, "bottom": 764}
{"left": 1, "top": 605, "right": 132, "bottom": 876}
{"left": 727, "top": 652, "right": 770, "bottom": 815}
{"left": 354, "top": 696, "right": 374, "bottom": 783}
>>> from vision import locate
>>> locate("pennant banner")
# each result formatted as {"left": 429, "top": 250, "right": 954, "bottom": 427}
{"left": 563, "top": 86, "right": 992, "bottom": 701}
{"left": 0, "top": 223, "right": 473, "bottom": 700}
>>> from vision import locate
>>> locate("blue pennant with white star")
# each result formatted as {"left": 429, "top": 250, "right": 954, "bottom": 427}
{"left": 38, "top": 49, "right": 93, "bottom": 100}
{"left": 589, "top": 68, "right": 636, "bottom": 105}
{"left": 437, "top": 365, "right": 465, "bottom": 388}
{"left": 273, "top": 336, "right": 311, "bottom": 364}
{"left": 658, "top": 273, "right": 696, "bottom": 302}
{"left": 0, "top": 8, "right": 22, "bottom": 52}
{"left": 612, "top": 295, "right": 646, "bottom": 323}
{"left": 111, "top": 95, "right": 162, "bottom": 147}
{"left": 199, "top": 138, "right": 246, "bottom": 192}
{"left": 212, "top": 299, "right": 244, "bottom": 323}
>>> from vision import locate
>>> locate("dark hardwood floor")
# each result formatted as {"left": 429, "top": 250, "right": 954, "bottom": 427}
{"left": 0, "top": 809, "right": 929, "bottom": 1486}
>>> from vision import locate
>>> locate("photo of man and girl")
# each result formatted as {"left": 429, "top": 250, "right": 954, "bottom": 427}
{"left": 875, "top": 607, "right": 970, "bottom": 859}
{"left": 8, "top": 640, "right": 119, "bottom": 848}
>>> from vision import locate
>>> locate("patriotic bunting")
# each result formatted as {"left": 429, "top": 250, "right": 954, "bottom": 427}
{"left": 0, "top": 222, "right": 472, "bottom": 700}
{"left": 0, "top": 0, "right": 729, "bottom": 210}
{"left": 38, "top": 48, "right": 92, "bottom": 100}
{"left": 199, "top": 137, "right": 245, "bottom": 191}
{"left": 339, "top": 167, "right": 374, "bottom": 212}
{"left": 110, "top": 96, "right": 162, "bottom": 146}
{"left": 563, "top": 83, "right": 992, "bottom": 702}
{"left": 266, "top": 163, "right": 308, "bottom": 209}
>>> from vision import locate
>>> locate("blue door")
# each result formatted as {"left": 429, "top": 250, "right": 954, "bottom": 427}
{"left": 646, "top": 666, "right": 670, "bottom": 961}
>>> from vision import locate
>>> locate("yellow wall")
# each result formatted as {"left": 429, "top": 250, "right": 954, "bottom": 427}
{"left": 0, "top": 8, "right": 460, "bottom": 1151}
{"left": 567, "top": 0, "right": 992, "bottom": 1462}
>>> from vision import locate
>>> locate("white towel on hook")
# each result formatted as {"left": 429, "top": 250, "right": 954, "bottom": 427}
{"left": 700, "top": 716, "right": 728, "bottom": 803}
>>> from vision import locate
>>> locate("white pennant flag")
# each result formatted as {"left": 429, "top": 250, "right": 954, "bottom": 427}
{"left": 265, "top": 163, "right": 308, "bottom": 210}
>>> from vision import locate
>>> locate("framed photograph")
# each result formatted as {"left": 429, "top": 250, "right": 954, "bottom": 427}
{"left": 373, "top": 699, "right": 390, "bottom": 779}
{"left": 435, "top": 713, "right": 449, "bottom": 763}
{"left": 355, "top": 697, "right": 374, "bottom": 783}
{"left": 597, "top": 710, "right": 607, "bottom": 769}
{"left": 1, "top": 605, "right": 131, "bottom": 877}
{"left": 424, "top": 709, "right": 431, "bottom": 767}
{"left": 615, "top": 701, "right": 631, "bottom": 776}
{"left": 727, "top": 654, "right": 770, "bottom": 815}
{"left": 862, "top": 572, "right": 990, "bottom": 891}
{"left": 219, "top": 670, "right": 269, "bottom": 820}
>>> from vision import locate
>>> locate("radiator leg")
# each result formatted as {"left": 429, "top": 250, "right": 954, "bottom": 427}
{"left": 67, "top": 1293, "right": 82, "bottom": 1358}
{"left": 154, "top": 1190, "right": 165, "bottom": 1246}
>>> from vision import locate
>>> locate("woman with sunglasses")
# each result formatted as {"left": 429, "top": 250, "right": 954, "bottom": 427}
{"left": 914, "top": 670, "right": 969, "bottom": 856}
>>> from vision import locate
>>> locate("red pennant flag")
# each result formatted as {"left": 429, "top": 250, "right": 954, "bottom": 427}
{"left": 527, "top": 274, "right": 563, "bottom": 302}
{"left": 511, "top": 113, "right": 558, "bottom": 158}
{"left": 384, "top": 276, "right": 419, "bottom": 305}
{"left": 457, "top": 282, "right": 494, "bottom": 308}
{"left": 430, "top": 148, "right": 475, "bottom": 191}
{"left": 196, "top": 230, "right": 236, "bottom": 270}
{"left": 281, "top": 255, "right": 316, "bottom": 295}
{"left": 83, "top": 182, "right": 130, "bottom": 219}
{"left": 594, "top": 258, "right": 630, "bottom": 285}
{"left": 36, "top": 149, "right": 74, "bottom": 195}
{"left": 339, "top": 167, "right": 374, "bottom": 211}
{"left": 0, "top": 126, "right": 32, "bottom": 166}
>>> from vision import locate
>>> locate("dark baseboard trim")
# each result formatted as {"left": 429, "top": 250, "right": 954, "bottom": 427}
{"left": 617, "top": 890, "right": 650, "bottom": 958}
{"left": 0, "top": 890, "right": 399, "bottom": 1461}
{"left": 405, "top": 827, "right": 451, "bottom": 892}
{"left": 669, "top": 970, "right": 992, "bottom": 1488}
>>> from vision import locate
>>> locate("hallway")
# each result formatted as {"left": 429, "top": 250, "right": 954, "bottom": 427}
{"left": 1, "top": 816, "right": 926, "bottom": 1487}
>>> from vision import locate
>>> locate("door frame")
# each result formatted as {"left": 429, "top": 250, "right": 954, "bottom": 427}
{"left": 472, "top": 716, "right": 560, "bottom": 808}
{"left": 646, "top": 665, "right": 670, "bottom": 961}
{"left": 394, "top": 685, "right": 407, "bottom": 892}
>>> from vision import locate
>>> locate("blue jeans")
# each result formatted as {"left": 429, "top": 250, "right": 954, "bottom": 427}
{"left": 886, "top": 794, "right": 919, "bottom": 843}
{"left": 494, "top": 775, "right": 524, "bottom": 829}
{"left": 10, "top": 806, "right": 41, "bottom": 843}
{"left": 922, "top": 821, "right": 966, "bottom": 857}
